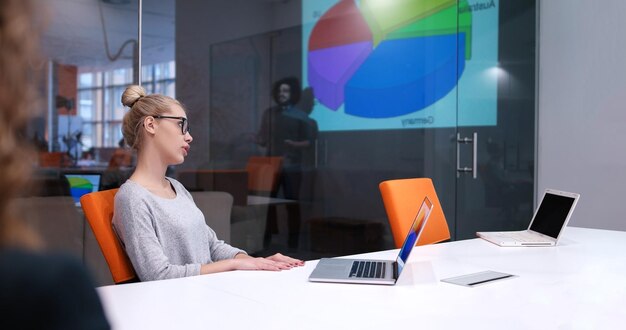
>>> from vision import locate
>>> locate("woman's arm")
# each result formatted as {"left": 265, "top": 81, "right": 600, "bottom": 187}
{"left": 284, "top": 139, "right": 310, "bottom": 148}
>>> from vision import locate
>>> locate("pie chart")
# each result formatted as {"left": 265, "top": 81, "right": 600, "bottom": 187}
{"left": 307, "top": 0, "right": 472, "bottom": 118}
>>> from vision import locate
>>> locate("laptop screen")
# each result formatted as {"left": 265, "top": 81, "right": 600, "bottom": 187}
{"left": 529, "top": 191, "right": 577, "bottom": 239}
{"left": 63, "top": 173, "right": 102, "bottom": 206}
{"left": 396, "top": 197, "right": 433, "bottom": 274}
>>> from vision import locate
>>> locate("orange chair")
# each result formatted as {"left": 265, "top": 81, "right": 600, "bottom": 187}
{"left": 38, "top": 151, "right": 66, "bottom": 167}
{"left": 80, "top": 189, "right": 137, "bottom": 284}
{"left": 379, "top": 178, "right": 450, "bottom": 248}
{"left": 245, "top": 156, "right": 286, "bottom": 247}
{"left": 245, "top": 156, "right": 283, "bottom": 196}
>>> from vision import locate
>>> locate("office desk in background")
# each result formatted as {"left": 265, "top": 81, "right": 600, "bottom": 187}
{"left": 246, "top": 195, "right": 295, "bottom": 206}
{"left": 97, "top": 227, "right": 626, "bottom": 330}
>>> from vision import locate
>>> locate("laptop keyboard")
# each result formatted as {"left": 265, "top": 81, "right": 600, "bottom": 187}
{"left": 349, "top": 261, "right": 386, "bottom": 279}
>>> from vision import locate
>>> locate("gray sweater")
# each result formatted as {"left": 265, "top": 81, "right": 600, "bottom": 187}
{"left": 112, "top": 178, "right": 245, "bottom": 282}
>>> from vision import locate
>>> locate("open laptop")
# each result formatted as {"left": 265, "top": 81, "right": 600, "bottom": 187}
{"left": 308, "top": 196, "right": 434, "bottom": 285}
{"left": 63, "top": 173, "right": 102, "bottom": 207}
{"left": 477, "top": 189, "right": 580, "bottom": 247}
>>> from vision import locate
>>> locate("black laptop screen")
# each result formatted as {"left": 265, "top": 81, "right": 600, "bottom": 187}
{"left": 529, "top": 192, "right": 576, "bottom": 239}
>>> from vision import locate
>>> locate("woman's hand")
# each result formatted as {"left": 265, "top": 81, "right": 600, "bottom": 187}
{"left": 231, "top": 253, "right": 304, "bottom": 271}
{"left": 201, "top": 253, "right": 305, "bottom": 274}
{"left": 232, "top": 256, "right": 291, "bottom": 271}
{"left": 265, "top": 253, "right": 305, "bottom": 268}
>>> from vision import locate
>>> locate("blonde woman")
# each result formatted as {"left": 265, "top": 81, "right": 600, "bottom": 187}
{"left": 113, "top": 85, "right": 304, "bottom": 282}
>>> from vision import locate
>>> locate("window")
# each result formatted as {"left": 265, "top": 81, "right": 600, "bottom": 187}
{"left": 77, "top": 61, "right": 176, "bottom": 150}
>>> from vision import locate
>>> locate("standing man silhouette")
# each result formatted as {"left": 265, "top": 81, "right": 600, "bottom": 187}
{"left": 257, "top": 77, "right": 315, "bottom": 249}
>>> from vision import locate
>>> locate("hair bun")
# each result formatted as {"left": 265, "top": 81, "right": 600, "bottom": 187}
{"left": 121, "top": 85, "right": 147, "bottom": 108}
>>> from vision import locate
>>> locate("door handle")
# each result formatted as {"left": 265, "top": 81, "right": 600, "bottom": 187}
{"left": 457, "top": 132, "right": 478, "bottom": 179}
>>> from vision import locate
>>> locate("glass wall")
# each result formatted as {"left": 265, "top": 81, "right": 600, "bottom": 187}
{"left": 34, "top": 0, "right": 175, "bottom": 158}
{"left": 176, "top": 0, "right": 537, "bottom": 260}
{"left": 22, "top": 0, "right": 536, "bottom": 285}
{"left": 20, "top": 0, "right": 176, "bottom": 285}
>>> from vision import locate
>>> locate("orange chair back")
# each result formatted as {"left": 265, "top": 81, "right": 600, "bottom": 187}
{"left": 246, "top": 156, "right": 283, "bottom": 194}
{"left": 379, "top": 178, "right": 450, "bottom": 248}
{"left": 39, "top": 151, "right": 63, "bottom": 167}
{"left": 80, "top": 189, "right": 137, "bottom": 284}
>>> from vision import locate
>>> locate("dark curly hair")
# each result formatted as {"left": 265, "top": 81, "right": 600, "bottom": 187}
{"left": 272, "top": 77, "right": 301, "bottom": 105}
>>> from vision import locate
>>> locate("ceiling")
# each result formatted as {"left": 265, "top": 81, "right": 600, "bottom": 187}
{"left": 40, "top": 0, "right": 175, "bottom": 71}
{"left": 40, "top": 0, "right": 292, "bottom": 71}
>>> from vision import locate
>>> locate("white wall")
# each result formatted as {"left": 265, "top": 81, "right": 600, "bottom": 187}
{"left": 538, "top": 0, "right": 626, "bottom": 230}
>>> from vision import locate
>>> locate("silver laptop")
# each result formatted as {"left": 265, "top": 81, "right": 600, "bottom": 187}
{"left": 477, "top": 189, "right": 580, "bottom": 247}
{"left": 308, "top": 196, "right": 433, "bottom": 285}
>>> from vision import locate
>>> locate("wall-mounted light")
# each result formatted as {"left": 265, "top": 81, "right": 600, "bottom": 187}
{"left": 485, "top": 64, "right": 509, "bottom": 80}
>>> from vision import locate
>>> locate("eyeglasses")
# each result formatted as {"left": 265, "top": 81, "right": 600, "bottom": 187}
{"left": 153, "top": 115, "right": 189, "bottom": 135}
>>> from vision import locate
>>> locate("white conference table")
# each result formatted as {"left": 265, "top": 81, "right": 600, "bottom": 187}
{"left": 97, "top": 227, "right": 626, "bottom": 330}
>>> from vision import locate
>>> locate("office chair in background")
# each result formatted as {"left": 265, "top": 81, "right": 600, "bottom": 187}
{"left": 190, "top": 191, "right": 234, "bottom": 243}
{"left": 245, "top": 156, "right": 290, "bottom": 249}
{"left": 9, "top": 196, "right": 84, "bottom": 258}
{"left": 245, "top": 156, "right": 283, "bottom": 196}
{"left": 38, "top": 151, "right": 65, "bottom": 168}
{"left": 80, "top": 189, "right": 137, "bottom": 284}
{"left": 379, "top": 178, "right": 450, "bottom": 248}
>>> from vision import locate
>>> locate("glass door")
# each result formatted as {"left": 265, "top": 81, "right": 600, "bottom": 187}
{"left": 299, "top": 0, "right": 461, "bottom": 252}
{"left": 455, "top": 0, "right": 536, "bottom": 239}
